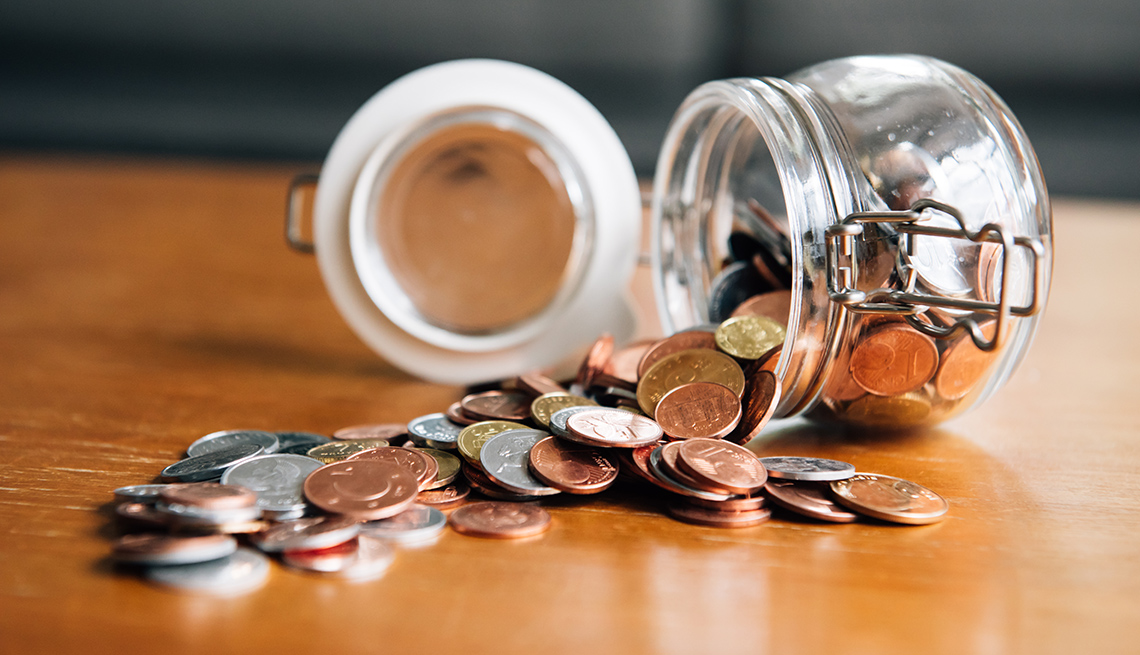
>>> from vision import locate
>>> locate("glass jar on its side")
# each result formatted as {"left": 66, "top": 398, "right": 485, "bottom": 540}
{"left": 652, "top": 55, "right": 1052, "bottom": 427}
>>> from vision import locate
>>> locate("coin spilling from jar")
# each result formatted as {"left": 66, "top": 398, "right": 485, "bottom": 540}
{"left": 106, "top": 321, "right": 949, "bottom": 594}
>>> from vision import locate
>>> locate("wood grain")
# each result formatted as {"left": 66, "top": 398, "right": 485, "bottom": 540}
{"left": 1, "top": 155, "right": 1138, "bottom": 655}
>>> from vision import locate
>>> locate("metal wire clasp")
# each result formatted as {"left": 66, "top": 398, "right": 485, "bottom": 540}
{"left": 825, "top": 199, "right": 1046, "bottom": 352}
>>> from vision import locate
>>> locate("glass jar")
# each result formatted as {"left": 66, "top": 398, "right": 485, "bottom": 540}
{"left": 652, "top": 55, "right": 1051, "bottom": 426}
{"left": 298, "top": 55, "right": 1051, "bottom": 428}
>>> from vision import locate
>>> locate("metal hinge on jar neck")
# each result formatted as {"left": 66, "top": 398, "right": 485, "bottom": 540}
{"left": 825, "top": 199, "right": 1046, "bottom": 352}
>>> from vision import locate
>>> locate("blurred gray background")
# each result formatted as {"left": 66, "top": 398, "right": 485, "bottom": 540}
{"left": 1, "top": 0, "right": 1137, "bottom": 197}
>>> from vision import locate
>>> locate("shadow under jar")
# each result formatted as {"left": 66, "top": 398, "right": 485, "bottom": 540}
{"left": 652, "top": 55, "right": 1052, "bottom": 428}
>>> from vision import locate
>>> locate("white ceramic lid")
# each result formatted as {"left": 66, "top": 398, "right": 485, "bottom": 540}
{"left": 313, "top": 59, "right": 641, "bottom": 384}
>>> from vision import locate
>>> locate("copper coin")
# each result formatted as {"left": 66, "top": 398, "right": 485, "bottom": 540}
{"left": 637, "top": 331, "right": 719, "bottom": 378}
{"left": 112, "top": 533, "right": 237, "bottom": 565}
{"left": 850, "top": 323, "right": 939, "bottom": 396}
{"left": 576, "top": 333, "right": 615, "bottom": 390}
{"left": 666, "top": 503, "right": 771, "bottom": 528}
{"left": 281, "top": 537, "right": 360, "bottom": 572}
{"left": 730, "top": 290, "right": 792, "bottom": 324}
{"left": 566, "top": 408, "right": 664, "bottom": 448}
{"left": 686, "top": 492, "right": 768, "bottom": 512}
{"left": 764, "top": 479, "right": 858, "bottom": 523}
{"left": 115, "top": 502, "right": 171, "bottom": 528}
{"left": 654, "top": 382, "right": 742, "bottom": 440}
{"left": 303, "top": 460, "right": 419, "bottom": 520}
{"left": 829, "top": 473, "right": 949, "bottom": 525}
{"left": 448, "top": 501, "right": 551, "bottom": 539}
{"left": 159, "top": 482, "right": 257, "bottom": 511}
{"left": 527, "top": 436, "right": 619, "bottom": 495}
{"left": 604, "top": 339, "right": 655, "bottom": 386}
{"left": 823, "top": 345, "right": 867, "bottom": 402}
{"left": 622, "top": 443, "right": 677, "bottom": 492}
{"left": 726, "top": 369, "right": 781, "bottom": 444}
{"left": 676, "top": 439, "right": 767, "bottom": 495}
{"left": 416, "top": 480, "right": 471, "bottom": 509}
{"left": 333, "top": 424, "right": 408, "bottom": 441}
{"left": 250, "top": 516, "right": 361, "bottom": 552}
{"left": 445, "top": 401, "right": 479, "bottom": 426}
{"left": 460, "top": 390, "right": 533, "bottom": 422}
{"left": 462, "top": 464, "right": 545, "bottom": 501}
{"left": 346, "top": 446, "right": 437, "bottom": 489}
{"left": 516, "top": 372, "right": 567, "bottom": 398}
{"left": 658, "top": 441, "right": 734, "bottom": 495}
{"left": 935, "top": 327, "right": 997, "bottom": 400}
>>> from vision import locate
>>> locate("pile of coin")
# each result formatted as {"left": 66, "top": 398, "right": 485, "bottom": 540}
{"left": 107, "top": 320, "right": 948, "bottom": 594}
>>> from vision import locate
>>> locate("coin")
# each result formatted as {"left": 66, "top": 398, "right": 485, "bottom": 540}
{"left": 112, "top": 533, "right": 237, "bottom": 566}
{"left": 823, "top": 345, "right": 867, "bottom": 402}
{"left": 462, "top": 465, "right": 542, "bottom": 501}
{"left": 220, "top": 454, "right": 323, "bottom": 512}
{"left": 657, "top": 441, "right": 734, "bottom": 495}
{"left": 274, "top": 431, "right": 331, "bottom": 450}
{"left": 604, "top": 339, "right": 655, "bottom": 386}
{"left": 360, "top": 504, "right": 447, "bottom": 544}
{"left": 548, "top": 405, "right": 603, "bottom": 439}
{"left": 306, "top": 439, "right": 389, "bottom": 464}
{"left": 666, "top": 503, "right": 771, "bottom": 528}
{"left": 715, "top": 315, "right": 786, "bottom": 360}
{"left": 407, "top": 413, "right": 464, "bottom": 445}
{"left": 346, "top": 446, "right": 437, "bottom": 489}
{"left": 457, "top": 420, "right": 531, "bottom": 467}
{"left": 115, "top": 502, "right": 171, "bottom": 528}
{"left": 516, "top": 372, "right": 567, "bottom": 397}
{"left": 445, "top": 401, "right": 479, "bottom": 426}
{"left": 636, "top": 331, "right": 719, "bottom": 379}
{"left": 159, "top": 482, "right": 258, "bottom": 511}
{"left": 333, "top": 424, "right": 407, "bottom": 441}
{"left": 280, "top": 538, "right": 361, "bottom": 573}
{"left": 637, "top": 349, "right": 746, "bottom": 416}
{"left": 460, "top": 390, "right": 533, "bottom": 422}
{"left": 845, "top": 393, "right": 932, "bottom": 426}
{"left": 935, "top": 329, "right": 997, "bottom": 400}
{"left": 850, "top": 323, "right": 939, "bottom": 396}
{"left": 566, "top": 408, "right": 663, "bottom": 448}
{"left": 760, "top": 456, "right": 856, "bottom": 481}
{"left": 763, "top": 479, "right": 858, "bottom": 523}
{"left": 730, "top": 291, "right": 793, "bottom": 324}
{"left": 154, "top": 500, "right": 262, "bottom": 525}
{"left": 187, "top": 430, "right": 279, "bottom": 457}
{"left": 529, "top": 392, "right": 597, "bottom": 428}
{"left": 251, "top": 517, "right": 360, "bottom": 553}
{"left": 676, "top": 439, "right": 767, "bottom": 495}
{"left": 113, "top": 484, "right": 174, "bottom": 505}
{"left": 448, "top": 501, "right": 552, "bottom": 539}
{"left": 294, "top": 536, "right": 394, "bottom": 580}
{"left": 654, "top": 382, "right": 742, "bottom": 440}
{"left": 527, "top": 436, "right": 619, "bottom": 495}
{"left": 575, "top": 333, "right": 614, "bottom": 390}
{"left": 727, "top": 369, "right": 781, "bottom": 444}
{"left": 303, "top": 460, "right": 419, "bottom": 520}
{"left": 144, "top": 548, "right": 269, "bottom": 595}
{"left": 161, "top": 444, "right": 263, "bottom": 482}
{"left": 647, "top": 446, "right": 735, "bottom": 501}
{"left": 686, "top": 492, "right": 768, "bottom": 512}
{"left": 829, "top": 473, "right": 949, "bottom": 525}
{"left": 621, "top": 444, "right": 675, "bottom": 492}
{"left": 416, "top": 480, "right": 471, "bottom": 509}
{"left": 416, "top": 448, "right": 461, "bottom": 489}
{"left": 707, "top": 261, "right": 773, "bottom": 323}
{"left": 480, "top": 430, "right": 560, "bottom": 496}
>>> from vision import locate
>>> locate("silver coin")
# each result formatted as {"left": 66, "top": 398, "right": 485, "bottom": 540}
{"left": 479, "top": 430, "right": 560, "bottom": 496}
{"left": 156, "top": 501, "right": 263, "bottom": 524}
{"left": 360, "top": 504, "right": 447, "bottom": 544}
{"left": 113, "top": 534, "right": 237, "bottom": 566}
{"left": 113, "top": 484, "right": 174, "bottom": 505}
{"left": 187, "top": 430, "right": 279, "bottom": 457}
{"left": 274, "top": 431, "right": 331, "bottom": 450}
{"left": 250, "top": 516, "right": 361, "bottom": 552}
{"left": 759, "top": 456, "right": 856, "bottom": 481}
{"left": 549, "top": 406, "right": 601, "bottom": 439}
{"left": 161, "top": 444, "right": 263, "bottom": 482}
{"left": 220, "top": 454, "right": 322, "bottom": 512}
{"left": 407, "top": 433, "right": 459, "bottom": 451}
{"left": 407, "top": 413, "right": 463, "bottom": 444}
{"left": 144, "top": 547, "right": 269, "bottom": 595}
{"left": 262, "top": 508, "right": 308, "bottom": 522}
{"left": 647, "top": 446, "right": 736, "bottom": 502}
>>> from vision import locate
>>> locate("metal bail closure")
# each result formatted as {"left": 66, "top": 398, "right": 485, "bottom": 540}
{"left": 824, "top": 199, "right": 1046, "bottom": 352}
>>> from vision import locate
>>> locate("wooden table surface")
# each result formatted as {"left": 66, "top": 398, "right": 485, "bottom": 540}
{"left": 2, "top": 155, "right": 1138, "bottom": 655}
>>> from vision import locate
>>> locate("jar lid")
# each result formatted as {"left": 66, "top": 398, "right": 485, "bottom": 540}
{"left": 313, "top": 60, "right": 641, "bottom": 384}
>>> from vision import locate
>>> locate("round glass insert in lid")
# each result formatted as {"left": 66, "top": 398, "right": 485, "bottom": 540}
{"left": 355, "top": 108, "right": 590, "bottom": 340}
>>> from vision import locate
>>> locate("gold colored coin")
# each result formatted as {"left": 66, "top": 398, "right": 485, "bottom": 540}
{"left": 715, "top": 316, "right": 786, "bottom": 360}
{"left": 457, "top": 421, "right": 530, "bottom": 466}
{"left": 417, "top": 448, "right": 462, "bottom": 489}
{"left": 636, "top": 349, "right": 746, "bottom": 417}
{"left": 844, "top": 392, "right": 932, "bottom": 427}
{"left": 306, "top": 439, "right": 389, "bottom": 464}
{"left": 529, "top": 392, "right": 596, "bottom": 428}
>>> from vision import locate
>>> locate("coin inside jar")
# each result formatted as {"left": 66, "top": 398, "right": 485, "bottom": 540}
{"left": 527, "top": 436, "right": 619, "bottom": 494}
{"left": 850, "top": 323, "right": 939, "bottom": 396}
{"left": 303, "top": 460, "right": 419, "bottom": 520}
{"left": 653, "top": 382, "right": 742, "bottom": 440}
{"left": 714, "top": 315, "right": 786, "bottom": 360}
{"left": 448, "top": 501, "right": 552, "bottom": 539}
